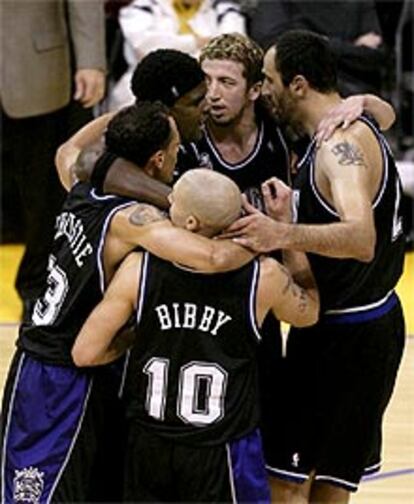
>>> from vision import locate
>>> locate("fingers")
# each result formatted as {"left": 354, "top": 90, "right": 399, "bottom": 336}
{"left": 220, "top": 215, "right": 255, "bottom": 238}
{"left": 232, "top": 237, "right": 256, "bottom": 250}
{"left": 316, "top": 97, "right": 364, "bottom": 147}
{"left": 262, "top": 179, "right": 278, "bottom": 200}
{"left": 74, "top": 70, "right": 105, "bottom": 108}
{"left": 73, "top": 75, "right": 85, "bottom": 102}
{"left": 241, "top": 194, "right": 260, "bottom": 215}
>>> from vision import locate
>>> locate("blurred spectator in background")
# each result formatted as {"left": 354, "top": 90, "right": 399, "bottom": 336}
{"left": 104, "top": 0, "right": 132, "bottom": 87}
{"left": 0, "top": 0, "right": 106, "bottom": 318}
{"left": 109, "top": 0, "right": 246, "bottom": 110}
{"left": 249, "top": 0, "right": 387, "bottom": 97}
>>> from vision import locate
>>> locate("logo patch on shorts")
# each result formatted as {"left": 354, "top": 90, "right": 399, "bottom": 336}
{"left": 291, "top": 452, "right": 300, "bottom": 468}
{"left": 13, "top": 466, "right": 44, "bottom": 503}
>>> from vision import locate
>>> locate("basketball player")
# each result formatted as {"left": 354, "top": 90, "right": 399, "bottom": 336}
{"left": 221, "top": 30, "right": 406, "bottom": 503}
{"left": 191, "top": 33, "right": 398, "bottom": 461}
{"left": 0, "top": 103, "right": 252, "bottom": 504}
{"left": 56, "top": 49, "right": 207, "bottom": 205}
{"left": 72, "top": 168, "right": 320, "bottom": 503}
{"left": 56, "top": 39, "right": 395, "bottom": 409}
{"left": 56, "top": 45, "right": 395, "bottom": 211}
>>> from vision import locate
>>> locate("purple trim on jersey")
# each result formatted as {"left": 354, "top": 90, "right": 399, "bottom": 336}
{"left": 324, "top": 291, "right": 398, "bottom": 324}
{"left": 1, "top": 354, "right": 91, "bottom": 504}
{"left": 136, "top": 251, "right": 149, "bottom": 325}
{"left": 228, "top": 429, "right": 271, "bottom": 503}
{"left": 96, "top": 200, "right": 137, "bottom": 293}
{"left": 118, "top": 252, "right": 150, "bottom": 398}
{"left": 249, "top": 260, "right": 262, "bottom": 342}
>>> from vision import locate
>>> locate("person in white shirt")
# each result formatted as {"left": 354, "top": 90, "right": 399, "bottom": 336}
{"left": 110, "top": 0, "right": 246, "bottom": 110}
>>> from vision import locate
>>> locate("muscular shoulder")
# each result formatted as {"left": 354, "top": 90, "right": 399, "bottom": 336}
{"left": 110, "top": 203, "right": 169, "bottom": 240}
{"left": 316, "top": 121, "right": 379, "bottom": 176}
{"left": 117, "top": 203, "right": 167, "bottom": 225}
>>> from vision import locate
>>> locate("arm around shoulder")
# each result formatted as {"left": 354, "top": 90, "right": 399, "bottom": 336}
{"left": 55, "top": 113, "right": 114, "bottom": 191}
{"left": 111, "top": 206, "right": 255, "bottom": 272}
{"left": 362, "top": 94, "right": 395, "bottom": 131}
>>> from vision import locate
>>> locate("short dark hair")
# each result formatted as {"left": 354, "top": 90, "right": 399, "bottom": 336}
{"left": 131, "top": 49, "right": 205, "bottom": 107}
{"left": 105, "top": 101, "right": 172, "bottom": 166}
{"left": 275, "top": 30, "right": 337, "bottom": 93}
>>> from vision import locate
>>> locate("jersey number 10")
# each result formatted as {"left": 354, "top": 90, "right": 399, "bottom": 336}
{"left": 144, "top": 357, "right": 228, "bottom": 426}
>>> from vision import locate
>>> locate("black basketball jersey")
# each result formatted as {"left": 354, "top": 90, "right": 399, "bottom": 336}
{"left": 18, "top": 182, "right": 134, "bottom": 365}
{"left": 176, "top": 107, "right": 290, "bottom": 213}
{"left": 293, "top": 115, "right": 405, "bottom": 311}
{"left": 123, "top": 253, "right": 262, "bottom": 446}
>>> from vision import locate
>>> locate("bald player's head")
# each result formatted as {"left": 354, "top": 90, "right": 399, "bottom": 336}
{"left": 169, "top": 169, "right": 242, "bottom": 237}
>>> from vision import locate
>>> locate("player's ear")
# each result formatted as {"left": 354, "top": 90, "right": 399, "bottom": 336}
{"left": 248, "top": 81, "right": 262, "bottom": 102}
{"left": 152, "top": 150, "right": 165, "bottom": 169}
{"left": 289, "top": 75, "right": 307, "bottom": 97}
{"left": 185, "top": 215, "right": 200, "bottom": 232}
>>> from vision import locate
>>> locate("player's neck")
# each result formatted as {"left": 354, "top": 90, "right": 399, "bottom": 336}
{"left": 301, "top": 92, "right": 342, "bottom": 136}
{"left": 206, "top": 106, "right": 258, "bottom": 148}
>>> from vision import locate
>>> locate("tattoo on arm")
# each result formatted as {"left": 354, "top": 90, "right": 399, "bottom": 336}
{"left": 278, "top": 264, "right": 308, "bottom": 312}
{"left": 331, "top": 141, "right": 365, "bottom": 166}
{"left": 278, "top": 263, "right": 293, "bottom": 294}
{"left": 129, "top": 204, "right": 167, "bottom": 227}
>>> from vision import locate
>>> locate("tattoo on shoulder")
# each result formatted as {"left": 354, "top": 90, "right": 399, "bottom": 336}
{"left": 331, "top": 141, "right": 365, "bottom": 166}
{"left": 129, "top": 204, "right": 167, "bottom": 227}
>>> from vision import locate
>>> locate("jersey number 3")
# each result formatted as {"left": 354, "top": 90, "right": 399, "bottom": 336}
{"left": 32, "top": 255, "right": 69, "bottom": 326}
{"left": 144, "top": 358, "right": 228, "bottom": 426}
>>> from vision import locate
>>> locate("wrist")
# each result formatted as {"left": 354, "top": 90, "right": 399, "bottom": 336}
{"left": 279, "top": 222, "right": 293, "bottom": 249}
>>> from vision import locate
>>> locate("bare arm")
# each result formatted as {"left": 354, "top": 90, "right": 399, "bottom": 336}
{"left": 315, "top": 94, "right": 396, "bottom": 145}
{"left": 284, "top": 132, "right": 376, "bottom": 261}
{"left": 55, "top": 112, "right": 171, "bottom": 207}
{"left": 103, "top": 160, "right": 171, "bottom": 210}
{"left": 72, "top": 253, "right": 140, "bottom": 366}
{"left": 257, "top": 257, "right": 319, "bottom": 328}
{"left": 222, "top": 130, "right": 376, "bottom": 261}
{"left": 55, "top": 113, "right": 114, "bottom": 191}
{"left": 362, "top": 94, "right": 395, "bottom": 130}
{"left": 110, "top": 204, "right": 255, "bottom": 273}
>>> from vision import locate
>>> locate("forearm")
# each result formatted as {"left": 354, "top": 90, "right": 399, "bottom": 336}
{"left": 104, "top": 161, "right": 170, "bottom": 209}
{"left": 93, "top": 327, "right": 134, "bottom": 365}
{"left": 363, "top": 94, "right": 395, "bottom": 130}
{"left": 280, "top": 221, "right": 375, "bottom": 262}
{"left": 55, "top": 144, "right": 79, "bottom": 191}
{"left": 135, "top": 223, "right": 255, "bottom": 273}
{"left": 210, "top": 240, "right": 256, "bottom": 272}
{"left": 282, "top": 248, "right": 318, "bottom": 304}
{"left": 55, "top": 113, "right": 113, "bottom": 189}
{"left": 59, "top": 113, "right": 112, "bottom": 157}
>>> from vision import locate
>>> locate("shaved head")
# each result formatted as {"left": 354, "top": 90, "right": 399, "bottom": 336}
{"left": 170, "top": 169, "right": 242, "bottom": 235}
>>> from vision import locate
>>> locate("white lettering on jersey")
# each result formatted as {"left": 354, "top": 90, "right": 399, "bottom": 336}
{"left": 54, "top": 212, "right": 93, "bottom": 267}
{"left": 155, "top": 305, "right": 172, "bottom": 330}
{"left": 154, "top": 303, "right": 232, "bottom": 336}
